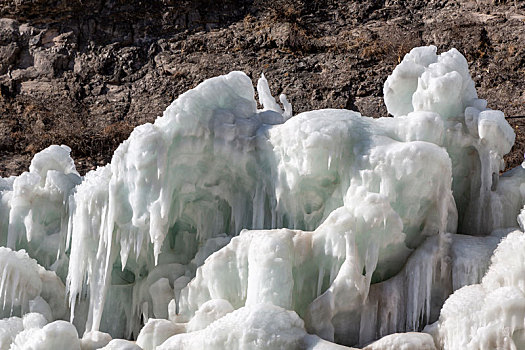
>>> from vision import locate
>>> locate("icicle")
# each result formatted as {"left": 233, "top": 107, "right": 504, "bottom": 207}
{"left": 280, "top": 94, "right": 292, "bottom": 120}
{"left": 257, "top": 73, "right": 283, "bottom": 114}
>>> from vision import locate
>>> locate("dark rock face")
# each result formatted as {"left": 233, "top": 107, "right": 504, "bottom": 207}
{"left": 0, "top": 0, "right": 524, "bottom": 176}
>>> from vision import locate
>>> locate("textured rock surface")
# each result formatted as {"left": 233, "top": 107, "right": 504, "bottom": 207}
{"left": 0, "top": 0, "right": 524, "bottom": 176}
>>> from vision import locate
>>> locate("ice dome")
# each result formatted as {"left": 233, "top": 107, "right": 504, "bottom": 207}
{"left": 0, "top": 46, "right": 524, "bottom": 349}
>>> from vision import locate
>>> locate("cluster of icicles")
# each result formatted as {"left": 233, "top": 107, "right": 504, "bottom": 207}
{"left": 0, "top": 46, "right": 524, "bottom": 350}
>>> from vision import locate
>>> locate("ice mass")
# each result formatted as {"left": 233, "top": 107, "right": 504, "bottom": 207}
{"left": 0, "top": 45, "right": 523, "bottom": 349}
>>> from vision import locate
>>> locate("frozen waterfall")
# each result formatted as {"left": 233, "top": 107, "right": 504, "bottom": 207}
{"left": 0, "top": 45, "right": 524, "bottom": 349}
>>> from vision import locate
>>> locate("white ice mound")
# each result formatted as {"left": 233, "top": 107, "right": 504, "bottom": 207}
{"left": 160, "top": 303, "right": 314, "bottom": 350}
{"left": 436, "top": 230, "right": 525, "bottom": 349}
{"left": 0, "top": 45, "right": 522, "bottom": 349}
{"left": 5, "top": 144, "right": 80, "bottom": 275}
{"left": 0, "top": 316, "right": 24, "bottom": 349}
{"left": 384, "top": 45, "right": 478, "bottom": 119}
{"left": 10, "top": 320, "right": 80, "bottom": 350}
{"left": 386, "top": 45, "right": 515, "bottom": 235}
{"left": 363, "top": 332, "right": 436, "bottom": 350}
{"left": 80, "top": 330, "right": 112, "bottom": 350}
{"left": 0, "top": 247, "right": 67, "bottom": 324}
{"left": 0, "top": 248, "right": 41, "bottom": 314}
{"left": 63, "top": 68, "right": 457, "bottom": 339}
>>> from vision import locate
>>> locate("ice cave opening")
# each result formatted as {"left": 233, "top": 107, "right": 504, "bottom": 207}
{"left": 0, "top": 45, "right": 524, "bottom": 350}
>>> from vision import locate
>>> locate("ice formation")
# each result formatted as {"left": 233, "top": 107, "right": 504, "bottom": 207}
{"left": 0, "top": 45, "right": 524, "bottom": 349}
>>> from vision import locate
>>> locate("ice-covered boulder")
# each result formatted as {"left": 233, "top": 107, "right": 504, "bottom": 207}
{"left": 10, "top": 320, "right": 79, "bottom": 350}
{"left": 363, "top": 332, "right": 436, "bottom": 350}
{"left": 80, "top": 330, "right": 112, "bottom": 350}
{"left": 136, "top": 319, "right": 183, "bottom": 350}
{"left": 159, "top": 303, "right": 309, "bottom": 350}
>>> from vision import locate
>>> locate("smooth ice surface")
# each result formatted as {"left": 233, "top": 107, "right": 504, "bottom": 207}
{"left": 0, "top": 46, "right": 522, "bottom": 349}
{"left": 136, "top": 319, "right": 183, "bottom": 350}
{"left": 99, "top": 339, "right": 142, "bottom": 350}
{"left": 80, "top": 331, "right": 112, "bottom": 350}
{"left": 363, "top": 332, "right": 436, "bottom": 350}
